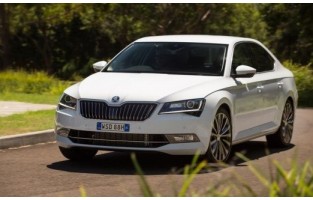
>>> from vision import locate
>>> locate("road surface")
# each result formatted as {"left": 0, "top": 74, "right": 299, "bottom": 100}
{"left": 0, "top": 109, "right": 312, "bottom": 196}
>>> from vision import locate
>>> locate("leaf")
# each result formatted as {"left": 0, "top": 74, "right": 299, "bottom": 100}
{"left": 79, "top": 185, "right": 87, "bottom": 197}
{"left": 131, "top": 153, "right": 154, "bottom": 197}
{"left": 178, "top": 160, "right": 207, "bottom": 197}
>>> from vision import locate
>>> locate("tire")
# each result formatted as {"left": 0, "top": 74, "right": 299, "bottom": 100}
{"left": 266, "top": 100, "right": 294, "bottom": 148}
{"left": 59, "top": 146, "right": 98, "bottom": 161}
{"left": 205, "top": 107, "right": 232, "bottom": 163}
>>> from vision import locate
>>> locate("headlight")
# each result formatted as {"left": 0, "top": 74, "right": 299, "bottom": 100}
{"left": 159, "top": 99, "right": 205, "bottom": 115}
{"left": 59, "top": 93, "right": 77, "bottom": 110}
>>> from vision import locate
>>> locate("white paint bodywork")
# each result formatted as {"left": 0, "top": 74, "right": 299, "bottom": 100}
{"left": 55, "top": 35, "right": 298, "bottom": 155}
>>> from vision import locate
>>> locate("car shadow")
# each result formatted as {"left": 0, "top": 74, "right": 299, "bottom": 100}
{"left": 47, "top": 141, "right": 295, "bottom": 175}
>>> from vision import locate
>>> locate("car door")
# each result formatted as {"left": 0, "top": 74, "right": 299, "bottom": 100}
{"left": 248, "top": 43, "right": 280, "bottom": 128}
{"left": 230, "top": 42, "right": 265, "bottom": 141}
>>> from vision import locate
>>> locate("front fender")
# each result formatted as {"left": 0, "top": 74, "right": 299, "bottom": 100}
{"left": 201, "top": 90, "right": 234, "bottom": 150}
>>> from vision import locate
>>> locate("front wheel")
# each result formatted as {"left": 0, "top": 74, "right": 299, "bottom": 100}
{"left": 205, "top": 108, "right": 232, "bottom": 163}
{"left": 59, "top": 146, "right": 98, "bottom": 161}
{"left": 266, "top": 100, "right": 294, "bottom": 147}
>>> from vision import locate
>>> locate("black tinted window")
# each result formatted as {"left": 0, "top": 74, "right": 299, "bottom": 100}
{"left": 232, "top": 42, "right": 274, "bottom": 74}
{"left": 249, "top": 43, "right": 274, "bottom": 72}
{"left": 105, "top": 42, "right": 228, "bottom": 76}
{"left": 231, "top": 43, "right": 253, "bottom": 74}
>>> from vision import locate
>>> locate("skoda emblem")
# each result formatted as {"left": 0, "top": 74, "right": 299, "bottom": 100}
{"left": 112, "top": 96, "right": 120, "bottom": 103}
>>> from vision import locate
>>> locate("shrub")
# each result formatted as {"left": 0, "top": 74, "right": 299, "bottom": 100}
{"left": 283, "top": 61, "right": 313, "bottom": 107}
{"left": 0, "top": 70, "right": 73, "bottom": 95}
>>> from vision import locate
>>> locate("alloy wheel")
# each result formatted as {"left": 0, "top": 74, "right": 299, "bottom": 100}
{"left": 281, "top": 101, "right": 294, "bottom": 144}
{"left": 209, "top": 111, "right": 232, "bottom": 161}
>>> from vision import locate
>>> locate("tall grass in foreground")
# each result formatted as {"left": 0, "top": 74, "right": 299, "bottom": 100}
{"left": 236, "top": 153, "right": 313, "bottom": 196}
{"left": 131, "top": 152, "right": 313, "bottom": 197}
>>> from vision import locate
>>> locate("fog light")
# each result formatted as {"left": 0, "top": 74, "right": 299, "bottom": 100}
{"left": 55, "top": 127, "right": 70, "bottom": 137}
{"left": 165, "top": 134, "right": 200, "bottom": 143}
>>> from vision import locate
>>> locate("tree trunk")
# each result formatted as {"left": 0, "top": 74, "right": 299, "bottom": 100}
{"left": 0, "top": 3, "right": 10, "bottom": 70}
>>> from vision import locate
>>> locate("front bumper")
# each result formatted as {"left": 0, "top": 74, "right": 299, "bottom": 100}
{"left": 55, "top": 104, "right": 212, "bottom": 155}
{"left": 56, "top": 134, "right": 205, "bottom": 155}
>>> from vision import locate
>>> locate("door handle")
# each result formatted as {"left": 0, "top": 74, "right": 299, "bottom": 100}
{"left": 257, "top": 85, "right": 264, "bottom": 93}
{"left": 277, "top": 82, "right": 284, "bottom": 88}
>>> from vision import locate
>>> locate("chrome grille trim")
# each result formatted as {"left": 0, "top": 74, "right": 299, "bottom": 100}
{"left": 80, "top": 101, "right": 157, "bottom": 121}
{"left": 68, "top": 130, "right": 169, "bottom": 148}
{"left": 69, "top": 136, "right": 168, "bottom": 144}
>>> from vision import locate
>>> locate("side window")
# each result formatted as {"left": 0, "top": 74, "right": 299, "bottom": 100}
{"left": 249, "top": 43, "right": 274, "bottom": 72}
{"left": 231, "top": 43, "right": 253, "bottom": 74}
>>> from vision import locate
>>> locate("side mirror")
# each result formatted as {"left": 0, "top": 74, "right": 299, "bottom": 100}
{"left": 233, "top": 65, "right": 256, "bottom": 78}
{"left": 92, "top": 61, "right": 107, "bottom": 72}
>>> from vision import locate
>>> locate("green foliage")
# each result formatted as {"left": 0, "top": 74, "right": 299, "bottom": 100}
{"left": 283, "top": 61, "right": 313, "bottom": 107}
{"left": 261, "top": 4, "right": 313, "bottom": 65}
{"left": 131, "top": 153, "right": 155, "bottom": 197}
{"left": 1, "top": 3, "right": 312, "bottom": 97}
{"left": 0, "top": 92, "right": 60, "bottom": 105}
{"left": 2, "top": 3, "right": 312, "bottom": 79}
{"left": 178, "top": 152, "right": 207, "bottom": 197}
{"left": 132, "top": 152, "right": 313, "bottom": 196}
{"left": 1, "top": 3, "right": 271, "bottom": 79}
{"left": 203, "top": 4, "right": 267, "bottom": 43}
{"left": 0, "top": 109, "right": 55, "bottom": 136}
{"left": 79, "top": 185, "right": 87, "bottom": 197}
{"left": 236, "top": 153, "right": 313, "bottom": 197}
{"left": 131, "top": 152, "right": 232, "bottom": 197}
{"left": 0, "top": 70, "right": 73, "bottom": 95}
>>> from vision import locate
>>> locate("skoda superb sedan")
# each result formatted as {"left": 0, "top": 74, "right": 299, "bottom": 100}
{"left": 55, "top": 35, "right": 297, "bottom": 162}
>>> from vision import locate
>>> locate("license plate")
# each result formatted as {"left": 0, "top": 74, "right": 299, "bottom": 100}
{"left": 96, "top": 122, "right": 130, "bottom": 132}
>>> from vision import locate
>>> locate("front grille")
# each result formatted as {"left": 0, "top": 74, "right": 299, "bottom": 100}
{"left": 80, "top": 101, "right": 157, "bottom": 121}
{"left": 68, "top": 130, "right": 169, "bottom": 148}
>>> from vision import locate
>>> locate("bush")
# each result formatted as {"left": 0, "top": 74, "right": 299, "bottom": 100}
{"left": 283, "top": 61, "right": 313, "bottom": 107}
{"left": 0, "top": 70, "right": 73, "bottom": 95}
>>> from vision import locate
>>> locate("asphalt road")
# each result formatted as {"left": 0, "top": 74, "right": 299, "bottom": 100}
{"left": 1, "top": 108, "right": 312, "bottom": 197}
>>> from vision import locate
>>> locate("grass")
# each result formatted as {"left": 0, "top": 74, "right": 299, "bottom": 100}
{"left": 0, "top": 92, "right": 61, "bottom": 105}
{"left": 0, "top": 70, "right": 74, "bottom": 95}
{"left": 0, "top": 110, "right": 55, "bottom": 136}
{"left": 0, "top": 70, "right": 72, "bottom": 136}
{"left": 0, "top": 70, "right": 75, "bottom": 105}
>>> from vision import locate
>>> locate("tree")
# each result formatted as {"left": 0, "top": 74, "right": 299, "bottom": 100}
{"left": 0, "top": 3, "right": 270, "bottom": 79}
{"left": 261, "top": 4, "right": 313, "bottom": 65}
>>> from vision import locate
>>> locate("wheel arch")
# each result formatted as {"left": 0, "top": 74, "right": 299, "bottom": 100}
{"left": 204, "top": 90, "right": 234, "bottom": 138}
{"left": 286, "top": 93, "right": 297, "bottom": 111}
{"left": 219, "top": 103, "right": 232, "bottom": 118}
{"left": 287, "top": 96, "right": 294, "bottom": 107}
{"left": 284, "top": 77, "right": 298, "bottom": 109}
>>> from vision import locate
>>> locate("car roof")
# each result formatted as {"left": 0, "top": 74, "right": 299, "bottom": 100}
{"left": 135, "top": 35, "right": 257, "bottom": 45}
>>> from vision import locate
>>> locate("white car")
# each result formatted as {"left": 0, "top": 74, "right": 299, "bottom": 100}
{"left": 55, "top": 35, "right": 298, "bottom": 162}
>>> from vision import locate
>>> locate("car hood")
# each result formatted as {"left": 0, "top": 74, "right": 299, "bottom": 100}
{"left": 65, "top": 72, "right": 229, "bottom": 104}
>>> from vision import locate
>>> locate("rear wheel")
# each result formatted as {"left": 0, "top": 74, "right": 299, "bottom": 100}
{"left": 266, "top": 100, "right": 294, "bottom": 147}
{"left": 59, "top": 146, "right": 98, "bottom": 161}
{"left": 205, "top": 108, "right": 232, "bottom": 162}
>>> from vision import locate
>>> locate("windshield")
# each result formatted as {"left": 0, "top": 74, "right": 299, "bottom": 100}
{"left": 104, "top": 42, "right": 228, "bottom": 76}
